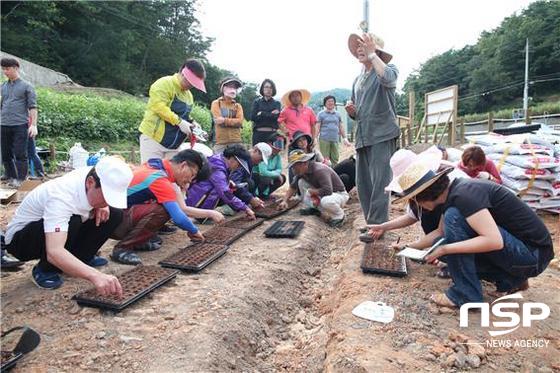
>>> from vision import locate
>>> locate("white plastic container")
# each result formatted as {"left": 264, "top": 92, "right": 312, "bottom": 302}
{"left": 69, "top": 143, "right": 89, "bottom": 169}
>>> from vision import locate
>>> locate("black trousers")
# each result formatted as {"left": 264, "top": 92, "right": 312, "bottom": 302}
{"left": 252, "top": 129, "right": 276, "bottom": 146}
{"left": 1, "top": 124, "right": 29, "bottom": 180}
{"left": 7, "top": 208, "right": 123, "bottom": 272}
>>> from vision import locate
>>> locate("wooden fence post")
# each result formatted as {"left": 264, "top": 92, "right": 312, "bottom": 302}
{"left": 49, "top": 144, "right": 56, "bottom": 162}
{"left": 525, "top": 107, "right": 532, "bottom": 124}
{"left": 488, "top": 112, "right": 494, "bottom": 133}
{"left": 129, "top": 146, "right": 136, "bottom": 163}
{"left": 459, "top": 119, "right": 465, "bottom": 144}
{"left": 408, "top": 91, "right": 415, "bottom": 146}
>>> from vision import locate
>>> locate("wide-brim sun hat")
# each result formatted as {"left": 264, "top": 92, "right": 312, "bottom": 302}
{"left": 95, "top": 156, "right": 133, "bottom": 209}
{"left": 281, "top": 89, "right": 311, "bottom": 108}
{"left": 385, "top": 148, "right": 442, "bottom": 193}
{"left": 348, "top": 33, "right": 393, "bottom": 64}
{"left": 288, "top": 149, "right": 316, "bottom": 169}
{"left": 291, "top": 131, "right": 313, "bottom": 147}
{"left": 392, "top": 163, "right": 453, "bottom": 204}
{"left": 181, "top": 67, "right": 206, "bottom": 93}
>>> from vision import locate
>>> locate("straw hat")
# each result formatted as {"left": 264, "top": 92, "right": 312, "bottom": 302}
{"left": 391, "top": 163, "right": 453, "bottom": 204}
{"left": 348, "top": 33, "right": 393, "bottom": 64}
{"left": 281, "top": 89, "right": 311, "bottom": 108}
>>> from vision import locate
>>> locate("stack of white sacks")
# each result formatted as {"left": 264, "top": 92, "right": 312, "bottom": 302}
{"left": 464, "top": 125, "right": 560, "bottom": 214}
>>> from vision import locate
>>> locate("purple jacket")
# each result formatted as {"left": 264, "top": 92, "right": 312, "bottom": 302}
{"left": 186, "top": 154, "right": 248, "bottom": 211}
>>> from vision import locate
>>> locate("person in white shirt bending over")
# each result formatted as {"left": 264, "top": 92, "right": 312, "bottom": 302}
{"left": 2, "top": 157, "right": 132, "bottom": 295}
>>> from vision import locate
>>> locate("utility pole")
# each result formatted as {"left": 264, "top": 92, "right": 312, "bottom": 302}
{"left": 360, "top": 0, "right": 369, "bottom": 33}
{"left": 523, "top": 38, "right": 529, "bottom": 117}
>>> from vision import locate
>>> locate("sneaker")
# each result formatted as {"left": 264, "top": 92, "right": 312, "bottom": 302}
{"left": 0, "top": 175, "right": 9, "bottom": 182}
{"left": 87, "top": 256, "right": 109, "bottom": 267}
{"left": 359, "top": 232, "right": 375, "bottom": 243}
{"left": 329, "top": 217, "right": 345, "bottom": 228}
{"left": 1, "top": 251, "right": 23, "bottom": 269}
{"left": 299, "top": 207, "right": 321, "bottom": 216}
{"left": 31, "top": 265, "right": 63, "bottom": 290}
{"left": 158, "top": 224, "right": 178, "bottom": 235}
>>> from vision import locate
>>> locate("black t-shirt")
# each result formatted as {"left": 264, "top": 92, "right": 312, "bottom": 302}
{"left": 409, "top": 202, "right": 443, "bottom": 234}
{"left": 444, "top": 178, "right": 553, "bottom": 254}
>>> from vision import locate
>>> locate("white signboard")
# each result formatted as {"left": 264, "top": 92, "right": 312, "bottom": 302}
{"left": 425, "top": 85, "right": 457, "bottom": 125}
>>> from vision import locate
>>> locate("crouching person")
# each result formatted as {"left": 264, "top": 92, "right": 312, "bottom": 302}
{"left": 186, "top": 145, "right": 256, "bottom": 219}
{"left": 279, "top": 149, "right": 349, "bottom": 227}
{"left": 111, "top": 150, "right": 208, "bottom": 265}
{"left": 393, "top": 163, "right": 554, "bottom": 308}
{"left": 3, "top": 157, "right": 132, "bottom": 293}
{"left": 252, "top": 134, "right": 286, "bottom": 199}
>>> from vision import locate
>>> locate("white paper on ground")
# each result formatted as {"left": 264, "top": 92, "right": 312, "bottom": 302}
{"left": 352, "top": 301, "right": 395, "bottom": 324}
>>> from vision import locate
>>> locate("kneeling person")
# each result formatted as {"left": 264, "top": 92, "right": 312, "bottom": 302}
{"left": 111, "top": 150, "right": 208, "bottom": 265}
{"left": 3, "top": 157, "right": 133, "bottom": 293}
{"left": 394, "top": 163, "right": 553, "bottom": 308}
{"left": 279, "top": 150, "right": 349, "bottom": 227}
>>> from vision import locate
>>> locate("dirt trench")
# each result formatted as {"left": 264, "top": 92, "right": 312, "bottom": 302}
{"left": 1, "top": 199, "right": 362, "bottom": 372}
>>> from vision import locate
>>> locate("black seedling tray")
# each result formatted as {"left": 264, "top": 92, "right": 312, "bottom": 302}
{"left": 360, "top": 242, "right": 407, "bottom": 277}
{"left": 202, "top": 226, "right": 247, "bottom": 245}
{"left": 222, "top": 216, "right": 265, "bottom": 230}
{"left": 264, "top": 221, "right": 305, "bottom": 238}
{"left": 1, "top": 351, "right": 23, "bottom": 371}
{"left": 73, "top": 265, "right": 178, "bottom": 311}
{"left": 159, "top": 243, "right": 229, "bottom": 272}
{"left": 254, "top": 199, "right": 300, "bottom": 219}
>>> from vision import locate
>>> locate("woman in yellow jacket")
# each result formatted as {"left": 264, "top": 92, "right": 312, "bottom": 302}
{"left": 211, "top": 77, "right": 245, "bottom": 154}
{"left": 138, "top": 59, "right": 206, "bottom": 163}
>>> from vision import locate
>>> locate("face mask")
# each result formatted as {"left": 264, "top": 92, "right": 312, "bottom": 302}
{"left": 223, "top": 86, "right": 237, "bottom": 99}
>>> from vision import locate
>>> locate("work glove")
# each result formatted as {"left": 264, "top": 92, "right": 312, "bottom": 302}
{"left": 178, "top": 120, "right": 192, "bottom": 136}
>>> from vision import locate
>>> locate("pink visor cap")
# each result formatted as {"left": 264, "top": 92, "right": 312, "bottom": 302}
{"left": 181, "top": 67, "right": 206, "bottom": 93}
{"left": 385, "top": 148, "right": 442, "bottom": 193}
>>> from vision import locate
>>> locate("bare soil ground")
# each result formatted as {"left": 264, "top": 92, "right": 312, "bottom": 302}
{"left": 1, "top": 147, "right": 559, "bottom": 372}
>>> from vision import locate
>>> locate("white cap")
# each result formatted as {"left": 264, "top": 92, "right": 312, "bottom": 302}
{"left": 254, "top": 142, "right": 272, "bottom": 165}
{"left": 95, "top": 156, "right": 133, "bottom": 208}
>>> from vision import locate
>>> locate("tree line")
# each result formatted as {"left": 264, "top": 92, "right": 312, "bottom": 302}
{"left": 0, "top": 0, "right": 258, "bottom": 115}
{"left": 401, "top": 0, "right": 560, "bottom": 119}
{"left": 2, "top": 1, "right": 558, "bottom": 121}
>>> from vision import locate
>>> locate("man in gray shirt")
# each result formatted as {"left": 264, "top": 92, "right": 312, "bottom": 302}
{"left": 1, "top": 57, "right": 38, "bottom": 187}
{"left": 345, "top": 34, "right": 399, "bottom": 239}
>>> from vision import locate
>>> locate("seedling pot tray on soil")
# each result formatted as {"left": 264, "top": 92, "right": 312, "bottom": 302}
{"left": 264, "top": 221, "right": 305, "bottom": 238}
{"left": 159, "top": 243, "right": 229, "bottom": 272}
{"left": 202, "top": 226, "right": 247, "bottom": 245}
{"left": 1, "top": 351, "right": 23, "bottom": 371}
{"left": 254, "top": 199, "right": 300, "bottom": 219}
{"left": 73, "top": 265, "right": 178, "bottom": 311}
{"left": 222, "top": 216, "right": 265, "bottom": 230}
{"left": 361, "top": 242, "right": 408, "bottom": 277}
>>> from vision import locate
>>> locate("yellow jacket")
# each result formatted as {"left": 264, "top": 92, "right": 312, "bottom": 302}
{"left": 139, "top": 73, "right": 193, "bottom": 149}
{"left": 211, "top": 97, "right": 244, "bottom": 145}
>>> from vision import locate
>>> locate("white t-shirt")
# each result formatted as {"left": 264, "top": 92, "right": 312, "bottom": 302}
{"left": 5, "top": 167, "right": 94, "bottom": 244}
